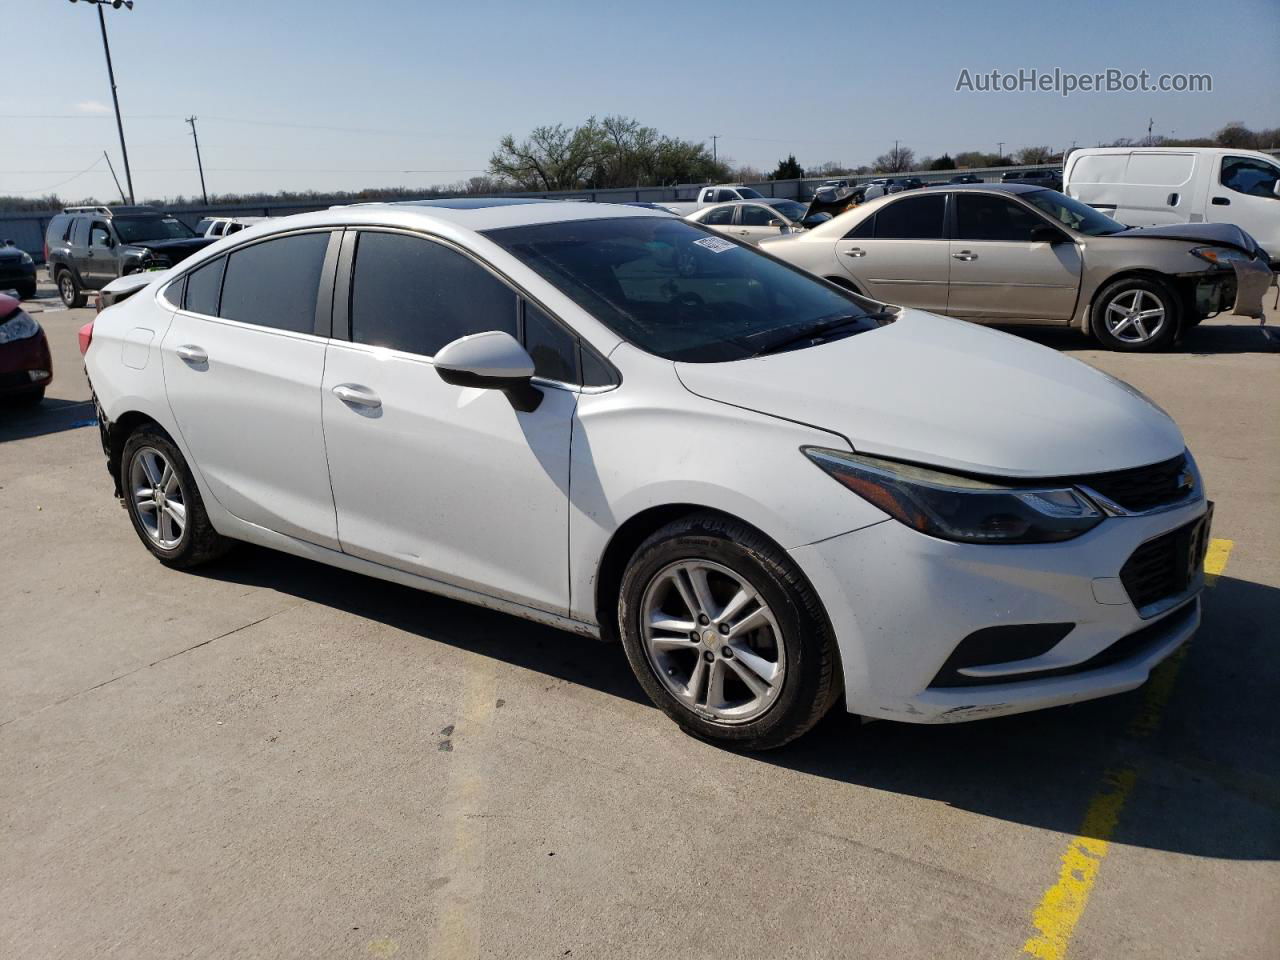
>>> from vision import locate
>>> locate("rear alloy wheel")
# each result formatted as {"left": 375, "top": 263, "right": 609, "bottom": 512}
{"left": 1091, "top": 277, "right": 1177, "bottom": 351}
{"left": 121, "top": 426, "right": 231, "bottom": 568}
{"left": 618, "top": 513, "right": 841, "bottom": 750}
{"left": 57, "top": 270, "right": 86, "bottom": 308}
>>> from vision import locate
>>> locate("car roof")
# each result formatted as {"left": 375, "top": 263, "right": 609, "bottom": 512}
{"left": 940, "top": 182, "right": 1047, "bottom": 194}
{"left": 210, "top": 199, "right": 674, "bottom": 236}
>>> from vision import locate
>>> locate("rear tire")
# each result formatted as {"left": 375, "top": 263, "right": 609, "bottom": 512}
{"left": 57, "top": 269, "right": 86, "bottom": 309}
{"left": 1091, "top": 277, "right": 1178, "bottom": 351}
{"left": 120, "top": 425, "right": 231, "bottom": 569}
{"left": 617, "top": 512, "right": 841, "bottom": 750}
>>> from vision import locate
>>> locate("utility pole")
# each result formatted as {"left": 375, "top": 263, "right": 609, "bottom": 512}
{"left": 72, "top": 0, "right": 137, "bottom": 204}
{"left": 186, "top": 116, "right": 208, "bottom": 204}
{"left": 103, "top": 150, "right": 126, "bottom": 203}
{"left": 711, "top": 135, "right": 719, "bottom": 165}
{"left": 1147, "top": 117, "right": 1154, "bottom": 145}
{"left": 997, "top": 141, "right": 1004, "bottom": 158}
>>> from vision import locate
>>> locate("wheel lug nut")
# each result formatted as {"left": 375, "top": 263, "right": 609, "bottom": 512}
{"left": 718, "top": 622, "right": 729, "bottom": 634}
{"left": 689, "top": 631, "right": 699, "bottom": 642}
{"left": 698, "top": 614, "right": 710, "bottom": 626}
{"left": 703, "top": 650, "right": 715, "bottom": 662}
{"left": 722, "top": 646, "right": 734, "bottom": 658}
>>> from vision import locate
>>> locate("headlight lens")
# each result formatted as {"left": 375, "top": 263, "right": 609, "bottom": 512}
{"left": 0, "top": 309, "right": 41, "bottom": 345}
{"left": 1190, "top": 245, "right": 1251, "bottom": 265}
{"left": 803, "top": 448, "right": 1104, "bottom": 544}
{"left": 20, "top": 252, "right": 33, "bottom": 265}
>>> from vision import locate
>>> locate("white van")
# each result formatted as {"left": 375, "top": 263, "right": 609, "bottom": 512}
{"left": 1063, "top": 147, "right": 1280, "bottom": 262}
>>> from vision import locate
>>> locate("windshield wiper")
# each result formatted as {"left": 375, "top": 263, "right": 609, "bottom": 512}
{"left": 751, "top": 311, "right": 892, "bottom": 356}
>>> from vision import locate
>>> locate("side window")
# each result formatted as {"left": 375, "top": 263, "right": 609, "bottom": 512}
{"left": 71, "top": 218, "right": 89, "bottom": 247}
{"left": 1220, "top": 156, "right": 1279, "bottom": 198}
{"left": 717, "top": 190, "right": 736, "bottom": 203}
{"left": 183, "top": 256, "right": 225, "bottom": 316}
{"left": 162, "top": 276, "right": 186, "bottom": 308}
{"left": 873, "top": 194, "right": 946, "bottom": 239}
{"left": 703, "top": 206, "right": 735, "bottom": 226}
{"left": 219, "top": 232, "right": 329, "bottom": 333}
{"left": 195, "top": 219, "right": 213, "bottom": 234}
{"left": 580, "top": 347, "right": 615, "bottom": 388}
{"left": 955, "top": 194, "right": 1043, "bottom": 242}
{"left": 90, "top": 223, "right": 112, "bottom": 248}
{"left": 843, "top": 215, "right": 875, "bottom": 240}
{"left": 350, "top": 231, "right": 517, "bottom": 356}
{"left": 523, "top": 300, "right": 578, "bottom": 384}
{"left": 740, "top": 205, "right": 775, "bottom": 226}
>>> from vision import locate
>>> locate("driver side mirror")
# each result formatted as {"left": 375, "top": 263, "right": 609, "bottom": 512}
{"left": 1030, "top": 224, "right": 1068, "bottom": 244}
{"left": 768, "top": 218, "right": 791, "bottom": 233}
{"left": 434, "top": 330, "right": 542, "bottom": 413}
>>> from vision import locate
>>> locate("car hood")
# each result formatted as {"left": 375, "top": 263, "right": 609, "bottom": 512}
{"left": 674, "top": 308, "right": 1185, "bottom": 478}
{"left": 123, "top": 236, "right": 217, "bottom": 258}
{"left": 1110, "top": 221, "right": 1263, "bottom": 257}
{"left": 0, "top": 248, "right": 29, "bottom": 261}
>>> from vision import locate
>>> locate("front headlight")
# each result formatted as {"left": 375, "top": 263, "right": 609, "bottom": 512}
{"left": 20, "top": 252, "right": 33, "bottom": 265}
{"left": 0, "top": 309, "right": 42, "bottom": 345}
{"left": 1190, "top": 246, "right": 1252, "bottom": 265}
{"left": 803, "top": 448, "right": 1104, "bottom": 545}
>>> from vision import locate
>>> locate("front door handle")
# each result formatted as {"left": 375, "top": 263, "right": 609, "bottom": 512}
{"left": 1211, "top": 196, "right": 1231, "bottom": 206}
{"left": 952, "top": 251, "right": 979, "bottom": 261}
{"left": 1167, "top": 192, "right": 1180, "bottom": 206}
{"left": 738, "top": 230, "right": 750, "bottom": 236}
{"left": 332, "top": 383, "right": 382, "bottom": 409}
{"left": 843, "top": 248, "right": 866, "bottom": 258}
{"left": 175, "top": 344, "right": 208, "bottom": 364}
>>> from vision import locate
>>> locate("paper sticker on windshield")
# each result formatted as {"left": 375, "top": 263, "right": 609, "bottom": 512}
{"left": 693, "top": 236, "right": 736, "bottom": 254}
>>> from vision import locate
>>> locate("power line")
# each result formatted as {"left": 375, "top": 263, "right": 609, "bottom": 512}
{"left": 5, "top": 155, "right": 105, "bottom": 195}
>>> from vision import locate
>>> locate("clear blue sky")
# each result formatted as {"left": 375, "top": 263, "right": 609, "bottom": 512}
{"left": 5, "top": 0, "right": 1278, "bottom": 201}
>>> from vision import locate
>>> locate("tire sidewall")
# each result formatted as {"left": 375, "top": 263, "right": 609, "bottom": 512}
{"left": 120, "top": 429, "right": 196, "bottom": 565}
{"left": 57, "top": 270, "right": 82, "bottom": 308}
{"left": 618, "top": 521, "right": 829, "bottom": 749}
{"left": 1091, "top": 277, "right": 1178, "bottom": 352}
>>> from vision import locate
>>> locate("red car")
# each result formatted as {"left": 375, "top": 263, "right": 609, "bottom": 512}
{"left": 0, "top": 291, "right": 52, "bottom": 405}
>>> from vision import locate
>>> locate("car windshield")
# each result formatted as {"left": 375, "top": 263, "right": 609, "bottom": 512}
{"left": 486, "top": 217, "right": 882, "bottom": 362}
{"left": 767, "top": 199, "right": 806, "bottom": 221}
{"left": 1021, "top": 190, "right": 1126, "bottom": 236}
{"left": 736, "top": 187, "right": 764, "bottom": 199}
{"left": 114, "top": 216, "right": 196, "bottom": 243}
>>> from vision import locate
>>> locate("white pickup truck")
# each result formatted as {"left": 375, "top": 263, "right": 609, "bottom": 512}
{"left": 661, "top": 184, "right": 769, "bottom": 215}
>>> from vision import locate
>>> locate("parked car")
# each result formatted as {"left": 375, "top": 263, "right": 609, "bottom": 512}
{"left": 85, "top": 198, "right": 1213, "bottom": 749}
{"left": 0, "top": 291, "right": 52, "bottom": 404}
{"left": 900, "top": 177, "right": 925, "bottom": 190}
{"left": 0, "top": 239, "right": 37, "bottom": 300}
{"left": 695, "top": 183, "right": 766, "bottom": 207}
{"left": 1001, "top": 168, "right": 1063, "bottom": 191}
{"left": 949, "top": 173, "right": 983, "bottom": 184}
{"left": 1064, "top": 147, "right": 1280, "bottom": 263}
{"left": 195, "top": 216, "right": 269, "bottom": 238}
{"left": 686, "top": 198, "right": 827, "bottom": 245}
{"left": 759, "top": 183, "right": 1271, "bottom": 351}
{"left": 45, "top": 205, "right": 217, "bottom": 308}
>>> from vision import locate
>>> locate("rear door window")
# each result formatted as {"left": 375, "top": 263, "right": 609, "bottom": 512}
{"left": 874, "top": 194, "right": 946, "bottom": 239}
{"left": 71, "top": 219, "right": 89, "bottom": 247}
{"left": 702, "top": 206, "right": 735, "bottom": 226}
{"left": 183, "top": 256, "right": 225, "bottom": 316}
{"left": 349, "top": 231, "right": 517, "bottom": 357}
{"left": 219, "top": 232, "right": 329, "bottom": 334}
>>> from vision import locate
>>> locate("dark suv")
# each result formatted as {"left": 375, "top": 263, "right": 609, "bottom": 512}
{"left": 1000, "top": 168, "right": 1063, "bottom": 191}
{"left": 44, "top": 206, "right": 215, "bottom": 307}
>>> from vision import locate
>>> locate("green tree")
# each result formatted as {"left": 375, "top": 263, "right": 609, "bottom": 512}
{"left": 929, "top": 154, "right": 956, "bottom": 170}
{"left": 770, "top": 154, "right": 804, "bottom": 180}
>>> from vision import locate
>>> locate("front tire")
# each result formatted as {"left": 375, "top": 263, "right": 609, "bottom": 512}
{"left": 120, "top": 426, "right": 231, "bottom": 568}
{"left": 618, "top": 513, "right": 841, "bottom": 750}
{"left": 56, "top": 270, "right": 86, "bottom": 309}
{"left": 1091, "top": 277, "right": 1178, "bottom": 351}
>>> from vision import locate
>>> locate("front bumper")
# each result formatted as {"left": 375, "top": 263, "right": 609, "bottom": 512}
{"left": 0, "top": 331, "right": 53, "bottom": 396}
{"left": 790, "top": 496, "right": 1209, "bottom": 723}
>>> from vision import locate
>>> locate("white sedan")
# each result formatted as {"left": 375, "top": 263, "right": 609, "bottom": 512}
{"left": 82, "top": 199, "right": 1210, "bottom": 749}
{"left": 687, "top": 199, "right": 816, "bottom": 245}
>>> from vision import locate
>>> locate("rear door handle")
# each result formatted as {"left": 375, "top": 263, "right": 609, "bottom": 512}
{"left": 843, "top": 248, "right": 866, "bottom": 258}
{"left": 1211, "top": 196, "right": 1231, "bottom": 206}
{"left": 332, "top": 383, "right": 382, "bottom": 409}
{"left": 175, "top": 344, "right": 208, "bottom": 364}
{"left": 1167, "top": 192, "right": 1179, "bottom": 206}
{"left": 952, "top": 251, "right": 978, "bottom": 261}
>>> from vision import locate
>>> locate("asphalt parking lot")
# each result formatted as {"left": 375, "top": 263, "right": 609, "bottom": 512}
{"left": 3, "top": 283, "right": 1278, "bottom": 959}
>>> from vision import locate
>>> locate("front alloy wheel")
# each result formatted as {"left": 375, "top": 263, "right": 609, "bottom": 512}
{"left": 641, "top": 560, "right": 786, "bottom": 724}
{"left": 1091, "top": 277, "right": 1178, "bottom": 351}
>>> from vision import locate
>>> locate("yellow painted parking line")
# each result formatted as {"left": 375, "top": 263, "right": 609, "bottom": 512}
{"left": 1021, "top": 536, "right": 1235, "bottom": 958}
{"left": 1204, "top": 538, "right": 1234, "bottom": 586}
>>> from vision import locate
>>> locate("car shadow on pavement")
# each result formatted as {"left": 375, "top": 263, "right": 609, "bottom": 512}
{"left": 0, "top": 398, "right": 96, "bottom": 443}
{"left": 199, "top": 547, "right": 1279, "bottom": 861}
{"left": 1006, "top": 322, "right": 1279, "bottom": 355}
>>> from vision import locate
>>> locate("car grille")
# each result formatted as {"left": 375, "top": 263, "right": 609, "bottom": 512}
{"left": 1120, "top": 515, "right": 1211, "bottom": 612}
{"left": 1079, "top": 453, "right": 1191, "bottom": 512}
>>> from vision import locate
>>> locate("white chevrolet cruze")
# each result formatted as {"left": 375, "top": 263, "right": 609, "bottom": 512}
{"left": 83, "top": 199, "right": 1212, "bottom": 749}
